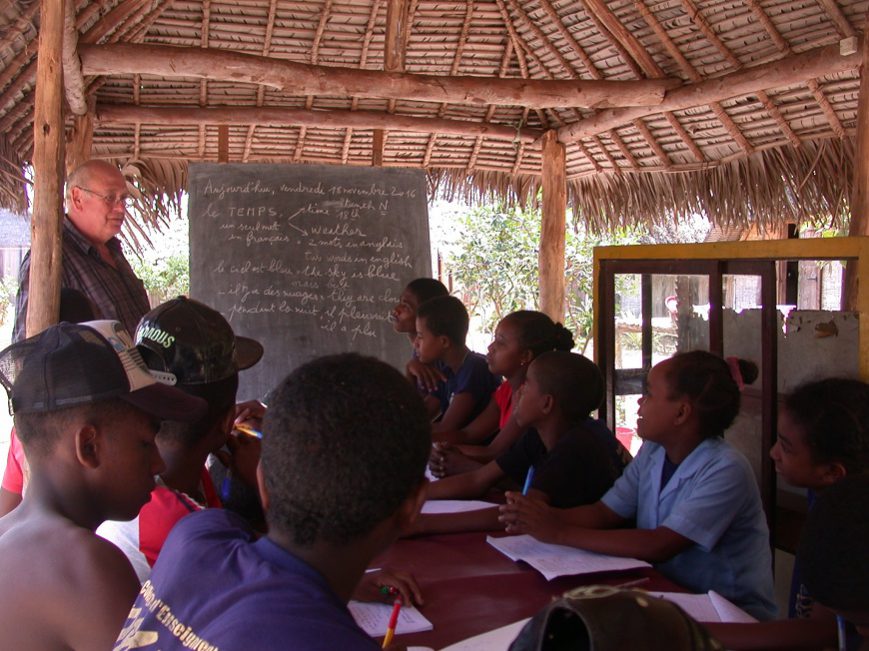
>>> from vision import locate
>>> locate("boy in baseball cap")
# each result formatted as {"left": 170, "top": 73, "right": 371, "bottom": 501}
{"left": 98, "top": 297, "right": 264, "bottom": 580}
{"left": 0, "top": 320, "right": 206, "bottom": 651}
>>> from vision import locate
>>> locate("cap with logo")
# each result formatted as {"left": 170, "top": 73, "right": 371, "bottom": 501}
{"left": 0, "top": 320, "right": 208, "bottom": 421}
{"left": 135, "top": 297, "right": 263, "bottom": 385}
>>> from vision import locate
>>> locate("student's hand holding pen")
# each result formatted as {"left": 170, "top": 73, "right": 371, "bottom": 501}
{"left": 216, "top": 428, "right": 261, "bottom": 488}
{"left": 234, "top": 399, "right": 267, "bottom": 430}
{"left": 499, "top": 492, "right": 562, "bottom": 543}
{"left": 354, "top": 568, "right": 424, "bottom": 607}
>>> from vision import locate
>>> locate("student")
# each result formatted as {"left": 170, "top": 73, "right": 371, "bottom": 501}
{"left": 0, "top": 320, "right": 207, "bottom": 651}
{"left": 799, "top": 474, "right": 869, "bottom": 650}
{"left": 97, "top": 297, "right": 264, "bottom": 581}
{"left": 430, "top": 310, "right": 575, "bottom": 476}
{"left": 708, "top": 377, "right": 869, "bottom": 649}
{"left": 113, "top": 353, "right": 431, "bottom": 650}
{"left": 0, "top": 288, "right": 97, "bottom": 516}
{"left": 390, "top": 277, "right": 449, "bottom": 391}
{"left": 417, "top": 351, "right": 623, "bottom": 533}
{"left": 500, "top": 350, "right": 777, "bottom": 621}
{"left": 414, "top": 295, "right": 501, "bottom": 433}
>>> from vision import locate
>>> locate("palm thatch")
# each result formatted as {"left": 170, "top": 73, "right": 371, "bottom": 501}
{"left": 0, "top": 0, "right": 866, "bottom": 235}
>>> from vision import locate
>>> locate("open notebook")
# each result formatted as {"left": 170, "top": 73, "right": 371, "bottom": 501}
{"left": 487, "top": 534, "right": 651, "bottom": 580}
{"left": 348, "top": 601, "right": 433, "bottom": 637}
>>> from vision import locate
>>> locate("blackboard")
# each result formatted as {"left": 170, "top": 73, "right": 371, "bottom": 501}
{"left": 188, "top": 163, "right": 431, "bottom": 401}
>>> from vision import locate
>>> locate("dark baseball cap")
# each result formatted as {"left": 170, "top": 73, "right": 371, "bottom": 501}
{"left": 135, "top": 297, "right": 263, "bottom": 385}
{"left": 0, "top": 320, "right": 208, "bottom": 421}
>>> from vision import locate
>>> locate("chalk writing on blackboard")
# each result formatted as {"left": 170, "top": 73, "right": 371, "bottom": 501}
{"left": 189, "top": 163, "right": 431, "bottom": 400}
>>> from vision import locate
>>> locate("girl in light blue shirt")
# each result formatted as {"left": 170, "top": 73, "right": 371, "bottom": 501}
{"left": 500, "top": 350, "right": 777, "bottom": 621}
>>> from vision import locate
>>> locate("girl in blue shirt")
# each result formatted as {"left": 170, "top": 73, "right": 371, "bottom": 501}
{"left": 500, "top": 350, "right": 777, "bottom": 621}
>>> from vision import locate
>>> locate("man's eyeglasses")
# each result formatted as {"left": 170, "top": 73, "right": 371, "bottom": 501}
{"left": 77, "top": 187, "right": 133, "bottom": 208}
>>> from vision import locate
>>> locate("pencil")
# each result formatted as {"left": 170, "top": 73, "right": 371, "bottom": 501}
{"left": 522, "top": 466, "right": 535, "bottom": 496}
{"left": 836, "top": 615, "right": 847, "bottom": 651}
{"left": 234, "top": 423, "right": 262, "bottom": 439}
{"left": 381, "top": 599, "right": 401, "bottom": 648}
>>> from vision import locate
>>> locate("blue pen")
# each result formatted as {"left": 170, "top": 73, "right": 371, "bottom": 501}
{"left": 522, "top": 466, "right": 535, "bottom": 495}
{"left": 836, "top": 615, "right": 847, "bottom": 651}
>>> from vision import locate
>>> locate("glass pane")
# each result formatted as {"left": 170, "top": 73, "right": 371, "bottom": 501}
{"left": 651, "top": 274, "right": 709, "bottom": 366}
{"left": 613, "top": 273, "right": 641, "bottom": 370}
{"left": 721, "top": 273, "right": 765, "bottom": 489}
{"left": 615, "top": 393, "right": 642, "bottom": 457}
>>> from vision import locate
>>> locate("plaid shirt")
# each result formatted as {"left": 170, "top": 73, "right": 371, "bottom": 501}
{"left": 13, "top": 218, "right": 151, "bottom": 342}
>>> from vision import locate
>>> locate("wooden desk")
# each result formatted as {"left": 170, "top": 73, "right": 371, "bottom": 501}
{"left": 376, "top": 532, "right": 683, "bottom": 649}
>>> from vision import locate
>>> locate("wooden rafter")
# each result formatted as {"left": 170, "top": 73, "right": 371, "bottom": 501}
{"left": 815, "top": 0, "right": 857, "bottom": 38}
{"left": 243, "top": 0, "right": 278, "bottom": 162}
{"left": 743, "top": 0, "right": 843, "bottom": 141}
{"left": 93, "top": 105, "right": 545, "bottom": 143}
{"left": 80, "top": 42, "right": 676, "bottom": 111}
{"left": 492, "top": 0, "right": 549, "bottom": 129}
{"left": 345, "top": 0, "right": 382, "bottom": 165}
{"left": 1, "top": 0, "right": 174, "bottom": 149}
{"left": 558, "top": 42, "right": 860, "bottom": 142}
{"left": 296, "top": 0, "right": 333, "bottom": 162}
{"left": 198, "top": 0, "right": 211, "bottom": 160}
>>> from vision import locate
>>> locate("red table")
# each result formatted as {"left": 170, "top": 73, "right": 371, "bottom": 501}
{"left": 374, "top": 532, "right": 684, "bottom": 649}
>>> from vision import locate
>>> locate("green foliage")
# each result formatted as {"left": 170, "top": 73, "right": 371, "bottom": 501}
{"left": 0, "top": 276, "right": 17, "bottom": 327}
{"left": 446, "top": 203, "right": 641, "bottom": 353}
{"left": 131, "top": 252, "right": 189, "bottom": 305}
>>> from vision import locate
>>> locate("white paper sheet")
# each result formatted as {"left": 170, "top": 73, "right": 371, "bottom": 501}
{"left": 348, "top": 601, "right": 434, "bottom": 637}
{"left": 439, "top": 618, "right": 530, "bottom": 651}
{"left": 486, "top": 534, "right": 651, "bottom": 580}
{"left": 648, "top": 591, "right": 757, "bottom": 623}
{"left": 421, "top": 499, "right": 497, "bottom": 514}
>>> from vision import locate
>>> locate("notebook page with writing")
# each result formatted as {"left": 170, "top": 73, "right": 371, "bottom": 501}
{"left": 348, "top": 601, "right": 433, "bottom": 636}
{"left": 487, "top": 534, "right": 650, "bottom": 580}
{"left": 648, "top": 591, "right": 757, "bottom": 623}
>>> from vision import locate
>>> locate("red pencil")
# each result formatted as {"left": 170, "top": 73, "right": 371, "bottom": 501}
{"left": 381, "top": 599, "right": 401, "bottom": 648}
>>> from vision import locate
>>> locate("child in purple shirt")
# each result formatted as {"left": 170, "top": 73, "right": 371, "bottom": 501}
{"left": 114, "top": 353, "right": 432, "bottom": 650}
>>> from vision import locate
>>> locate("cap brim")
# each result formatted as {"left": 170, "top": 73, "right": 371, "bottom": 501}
{"left": 235, "top": 336, "right": 264, "bottom": 370}
{"left": 121, "top": 383, "right": 208, "bottom": 422}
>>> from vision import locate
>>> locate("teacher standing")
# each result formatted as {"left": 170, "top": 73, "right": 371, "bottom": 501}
{"left": 12, "top": 160, "right": 150, "bottom": 341}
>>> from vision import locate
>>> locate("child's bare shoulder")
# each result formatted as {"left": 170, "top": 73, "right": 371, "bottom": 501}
{"left": 0, "top": 513, "right": 139, "bottom": 649}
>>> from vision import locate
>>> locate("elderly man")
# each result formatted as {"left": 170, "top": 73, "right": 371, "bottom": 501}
{"left": 12, "top": 160, "right": 150, "bottom": 342}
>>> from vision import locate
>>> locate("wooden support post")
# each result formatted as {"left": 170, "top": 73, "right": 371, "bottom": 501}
{"left": 539, "top": 130, "right": 566, "bottom": 322}
{"left": 217, "top": 124, "right": 229, "bottom": 162}
{"left": 28, "top": 0, "right": 66, "bottom": 338}
{"left": 372, "top": 129, "right": 385, "bottom": 166}
{"left": 844, "top": 23, "right": 869, "bottom": 309}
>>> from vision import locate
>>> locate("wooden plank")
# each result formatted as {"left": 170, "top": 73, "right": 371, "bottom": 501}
{"left": 539, "top": 131, "right": 566, "bottom": 322}
{"left": 28, "top": 0, "right": 66, "bottom": 337}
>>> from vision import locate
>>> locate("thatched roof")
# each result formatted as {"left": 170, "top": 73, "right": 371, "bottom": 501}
{"left": 0, "top": 0, "right": 866, "bottom": 231}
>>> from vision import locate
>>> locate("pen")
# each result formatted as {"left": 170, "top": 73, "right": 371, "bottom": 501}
{"left": 522, "top": 466, "right": 535, "bottom": 496}
{"left": 836, "top": 615, "right": 847, "bottom": 651}
{"left": 234, "top": 423, "right": 263, "bottom": 439}
{"left": 381, "top": 598, "right": 401, "bottom": 648}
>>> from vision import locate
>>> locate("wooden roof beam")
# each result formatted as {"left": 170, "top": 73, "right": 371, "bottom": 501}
{"left": 557, "top": 41, "right": 860, "bottom": 142}
{"left": 243, "top": 0, "right": 279, "bottom": 162}
{"left": 93, "top": 104, "right": 546, "bottom": 143}
{"left": 79, "top": 43, "right": 680, "bottom": 109}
